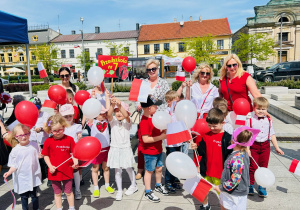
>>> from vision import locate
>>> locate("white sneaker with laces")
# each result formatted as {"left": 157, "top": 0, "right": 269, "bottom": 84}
{"left": 116, "top": 191, "right": 123, "bottom": 201}
{"left": 125, "top": 185, "right": 138, "bottom": 196}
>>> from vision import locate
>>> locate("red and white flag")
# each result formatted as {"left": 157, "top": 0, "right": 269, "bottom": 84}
{"left": 166, "top": 121, "right": 191, "bottom": 145}
{"left": 289, "top": 159, "right": 300, "bottom": 176}
{"left": 37, "top": 62, "right": 48, "bottom": 78}
{"left": 128, "top": 79, "right": 150, "bottom": 103}
{"left": 183, "top": 176, "right": 212, "bottom": 203}
{"left": 235, "top": 115, "right": 247, "bottom": 125}
{"left": 74, "top": 45, "right": 80, "bottom": 48}
{"left": 176, "top": 71, "right": 185, "bottom": 82}
{"left": 43, "top": 100, "right": 57, "bottom": 109}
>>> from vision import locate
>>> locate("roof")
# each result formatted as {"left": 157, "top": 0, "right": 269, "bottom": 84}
{"left": 138, "top": 18, "right": 231, "bottom": 42}
{"left": 51, "top": 30, "right": 139, "bottom": 43}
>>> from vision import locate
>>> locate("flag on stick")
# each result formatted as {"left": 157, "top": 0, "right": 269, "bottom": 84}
{"left": 74, "top": 45, "right": 80, "bottom": 48}
{"left": 176, "top": 71, "right": 185, "bottom": 82}
{"left": 166, "top": 121, "right": 191, "bottom": 145}
{"left": 183, "top": 176, "right": 212, "bottom": 203}
{"left": 37, "top": 62, "right": 48, "bottom": 78}
{"left": 289, "top": 159, "right": 300, "bottom": 176}
{"left": 128, "top": 79, "right": 150, "bottom": 103}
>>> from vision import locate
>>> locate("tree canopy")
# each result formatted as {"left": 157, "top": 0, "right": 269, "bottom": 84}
{"left": 105, "top": 41, "right": 131, "bottom": 56}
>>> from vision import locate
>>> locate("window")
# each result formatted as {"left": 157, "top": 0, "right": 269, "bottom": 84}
{"left": 154, "top": 44, "right": 160, "bottom": 53}
{"left": 124, "top": 47, "right": 129, "bottom": 54}
{"left": 217, "top": 40, "right": 224, "bottom": 49}
{"left": 61, "top": 50, "right": 66, "bottom": 58}
{"left": 96, "top": 48, "right": 103, "bottom": 59}
{"left": 279, "top": 32, "right": 288, "bottom": 42}
{"left": 0, "top": 54, "right": 4, "bottom": 63}
{"left": 31, "top": 52, "right": 36, "bottom": 60}
{"left": 144, "top": 44, "right": 149, "bottom": 54}
{"left": 19, "top": 53, "right": 24, "bottom": 62}
{"left": 69, "top": 49, "right": 75, "bottom": 58}
{"left": 164, "top": 43, "right": 170, "bottom": 51}
{"left": 278, "top": 17, "right": 289, "bottom": 23}
{"left": 8, "top": 53, "right": 12, "bottom": 62}
{"left": 290, "top": 62, "right": 300, "bottom": 68}
{"left": 110, "top": 48, "right": 115, "bottom": 55}
{"left": 178, "top": 42, "right": 185, "bottom": 52}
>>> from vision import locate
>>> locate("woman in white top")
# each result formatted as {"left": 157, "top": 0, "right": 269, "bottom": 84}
{"left": 186, "top": 63, "right": 219, "bottom": 119}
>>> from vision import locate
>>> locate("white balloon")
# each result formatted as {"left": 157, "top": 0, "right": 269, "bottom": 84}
{"left": 175, "top": 100, "right": 197, "bottom": 129}
{"left": 82, "top": 98, "right": 102, "bottom": 119}
{"left": 255, "top": 167, "right": 275, "bottom": 188}
{"left": 87, "top": 66, "right": 104, "bottom": 86}
{"left": 152, "top": 111, "right": 172, "bottom": 130}
{"left": 166, "top": 152, "right": 197, "bottom": 179}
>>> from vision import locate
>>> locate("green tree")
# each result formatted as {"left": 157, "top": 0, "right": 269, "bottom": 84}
{"left": 232, "top": 33, "right": 275, "bottom": 64}
{"left": 161, "top": 47, "right": 176, "bottom": 58}
{"left": 183, "top": 35, "right": 220, "bottom": 65}
{"left": 105, "top": 41, "right": 131, "bottom": 56}
{"left": 76, "top": 50, "right": 95, "bottom": 72}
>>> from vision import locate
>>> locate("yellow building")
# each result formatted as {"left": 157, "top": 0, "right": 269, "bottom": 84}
{"left": 137, "top": 17, "right": 232, "bottom": 69}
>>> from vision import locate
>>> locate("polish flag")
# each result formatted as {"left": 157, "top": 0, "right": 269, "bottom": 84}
{"left": 43, "top": 100, "right": 57, "bottom": 109}
{"left": 37, "top": 62, "right": 48, "bottom": 78}
{"left": 289, "top": 159, "right": 300, "bottom": 176}
{"left": 166, "top": 121, "right": 191, "bottom": 145}
{"left": 235, "top": 115, "right": 247, "bottom": 125}
{"left": 128, "top": 79, "right": 150, "bottom": 103}
{"left": 74, "top": 45, "right": 80, "bottom": 48}
{"left": 176, "top": 71, "right": 185, "bottom": 82}
{"left": 183, "top": 176, "right": 212, "bottom": 203}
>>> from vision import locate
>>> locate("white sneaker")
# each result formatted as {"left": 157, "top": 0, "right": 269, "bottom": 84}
{"left": 116, "top": 191, "right": 123, "bottom": 201}
{"left": 125, "top": 185, "right": 138, "bottom": 196}
{"left": 75, "top": 190, "right": 82, "bottom": 200}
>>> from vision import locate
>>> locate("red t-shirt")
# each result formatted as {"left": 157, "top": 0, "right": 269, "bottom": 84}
{"left": 219, "top": 72, "right": 253, "bottom": 111}
{"left": 138, "top": 115, "right": 162, "bottom": 155}
{"left": 73, "top": 106, "right": 80, "bottom": 124}
{"left": 41, "top": 135, "right": 75, "bottom": 181}
{"left": 203, "top": 131, "right": 224, "bottom": 179}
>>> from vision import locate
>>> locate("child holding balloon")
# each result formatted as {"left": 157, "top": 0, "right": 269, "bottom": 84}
{"left": 42, "top": 114, "right": 78, "bottom": 210}
{"left": 213, "top": 127, "right": 259, "bottom": 210}
{"left": 3, "top": 124, "right": 42, "bottom": 210}
{"left": 60, "top": 104, "right": 83, "bottom": 200}
{"left": 107, "top": 97, "right": 137, "bottom": 201}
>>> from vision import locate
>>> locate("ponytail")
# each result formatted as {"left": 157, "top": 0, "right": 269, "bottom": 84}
{"left": 69, "top": 81, "right": 77, "bottom": 93}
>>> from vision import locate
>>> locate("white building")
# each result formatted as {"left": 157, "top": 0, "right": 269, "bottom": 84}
{"left": 51, "top": 27, "right": 139, "bottom": 73}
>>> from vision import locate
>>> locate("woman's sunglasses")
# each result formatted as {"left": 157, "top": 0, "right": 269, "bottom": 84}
{"left": 60, "top": 74, "right": 70, "bottom": 78}
{"left": 200, "top": 72, "right": 210, "bottom": 76}
{"left": 146, "top": 67, "right": 157, "bottom": 73}
{"left": 226, "top": 63, "right": 238, "bottom": 68}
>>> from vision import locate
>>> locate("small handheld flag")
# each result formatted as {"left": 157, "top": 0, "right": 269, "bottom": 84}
{"left": 37, "top": 62, "right": 48, "bottom": 78}
{"left": 183, "top": 176, "right": 212, "bottom": 203}
{"left": 166, "top": 121, "right": 191, "bottom": 145}
{"left": 289, "top": 159, "right": 300, "bottom": 176}
{"left": 128, "top": 79, "right": 150, "bottom": 103}
{"left": 176, "top": 71, "right": 185, "bottom": 82}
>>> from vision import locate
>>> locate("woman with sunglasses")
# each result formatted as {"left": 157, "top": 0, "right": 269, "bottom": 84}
{"left": 186, "top": 63, "right": 219, "bottom": 119}
{"left": 58, "top": 67, "right": 79, "bottom": 95}
{"left": 219, "top": 54, "right": 261, "bottom": 112}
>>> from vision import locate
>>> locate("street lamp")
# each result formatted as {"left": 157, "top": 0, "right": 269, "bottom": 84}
{"left": 80, "top": 17, "right": 86, "bottom": 81}
{"left": 279, "top": 13, "right": 286, "bottom": 63}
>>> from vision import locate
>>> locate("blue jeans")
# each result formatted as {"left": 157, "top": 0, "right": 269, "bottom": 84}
{"left": 144, "top": 153, "right": 163, "bottom": 172}
{"left": 20, "top": 186, "right": 39, "bottom": 210}
{"left": 165, "top": 146, "right": 181, "bottom": 184}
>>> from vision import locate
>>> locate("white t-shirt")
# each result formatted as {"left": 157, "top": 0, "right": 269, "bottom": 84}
{"left": 109, "top": 117, "right": 131, "bottom": 148}
{"left": 29, "top": 111, "right": 49, "bottom": 145}
{"left": 223, "top": 114, "right": 233, "bottom": 135}
{"left": 7, "top": 141, "right": 42, "bottom": 194}
{"left": 64, "top": 123, "right": 82, "bottom": 143}
{"left": 191, "top": 83, "right": 219, "bottom": 118}
{"left": 90, "top": 119, "right": 110, "bottom": 148}
{"left": 87, "top": 89, "right": 107, "bottom": 108}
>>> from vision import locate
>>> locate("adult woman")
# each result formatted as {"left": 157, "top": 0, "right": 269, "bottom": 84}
{"left": 58, "top": 67, "right": 79, "bottom": 95}
{"left": 0, "top": 120, "right": 8, "bottom": 175}
{"left": 186, "top": 64, "right": 219, "bottom": 119}
{"left": 219, "top": 54, "right": 261, "bottom": 111}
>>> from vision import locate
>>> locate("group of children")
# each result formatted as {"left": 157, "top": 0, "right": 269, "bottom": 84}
{"left": 2, "top": 85, "right": 284, "bottom": 210}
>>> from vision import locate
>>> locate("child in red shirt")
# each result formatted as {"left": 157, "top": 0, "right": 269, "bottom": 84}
{"left": 191, "top": 108, "right": 232, "bottom": 210}
{"left": 42, "top": 114, "right": 78, "bottom": 210}
{"left": 139, "top": 96, "right": 168, "bottom": 203}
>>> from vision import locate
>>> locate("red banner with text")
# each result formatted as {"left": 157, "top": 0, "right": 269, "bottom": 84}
{"left": 98, "top": 55, "right": 128, "bottom": 78}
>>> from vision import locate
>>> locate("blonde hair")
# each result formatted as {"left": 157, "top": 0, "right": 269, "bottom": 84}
{"left": 213, "top": 97, "right": 228, "bottom": 108}
{"left": 44, "top": 114, "right": 69, "bottom": 134}
{"left": 146, "top": 59, "right": 159, "bottom": 69}
{"left": 6, "top": 124, "right": 30, "bottom": 147}
{"left": 236, "top": 130, "right": 253, "bottom": 152}
{"left": 165, "top": 90, "right": 178, "bottom": 102}
{"left": 192, "top": 63, "right": 214, "bottom": 83}
{"left": 253, "top": 97, "right": 269, "bottom": 109}
{"left": 220, "top": 54, "right": 244, "bottom": 80}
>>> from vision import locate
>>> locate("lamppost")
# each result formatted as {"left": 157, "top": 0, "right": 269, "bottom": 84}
{"left": 279, "top": 13, "right": 286, "bottom": 63}
{"left": 80, "top": 17, "right": 86, "bottom": 81}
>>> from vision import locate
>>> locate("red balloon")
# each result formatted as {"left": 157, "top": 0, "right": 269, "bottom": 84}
{"left": 233, "top": 98, "right": 250, "bottom": 115}
{"left": 73, "top": 137, "right": 101, "bottom": 161}
{"left": 191, "top": 119, "right": 211, "bottom": 136}
{"left": 74, "top": 90, "right": 90, "bottom": 105}
{"left": 48, "top": 85, "right": 67, "bottom": 105}
{"left": 15, "top": 101, "right": 39, "bottom": 128}
{"left": 182, "top": 56, "right": 197, "bottom": 73}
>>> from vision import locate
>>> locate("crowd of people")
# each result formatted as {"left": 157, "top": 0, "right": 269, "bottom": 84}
{"left": 0, "top": 54, "right": 284, "bottom": 210}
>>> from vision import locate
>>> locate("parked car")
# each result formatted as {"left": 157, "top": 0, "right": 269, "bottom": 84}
{"left": 242, "top": 64, "right": 264, "bottom": 71}
{"left": 254, "top": 61, "right": 300, "bottom": 82}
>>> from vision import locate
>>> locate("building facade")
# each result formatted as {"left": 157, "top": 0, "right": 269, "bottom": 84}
{"left": 233, "top": 0, "right": 300, "bottom": 68}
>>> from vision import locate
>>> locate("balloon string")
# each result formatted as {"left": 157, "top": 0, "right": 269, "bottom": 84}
{"left": 189, "top": 73, "right": 192, "bottom": 81}
{"left": 250, "top": 156, "right": 259, "bottom": 168}
{"left": 55, "top": 156, "right": 73, "bottom": 169}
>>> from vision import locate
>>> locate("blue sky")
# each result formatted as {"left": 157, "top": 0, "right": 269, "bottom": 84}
{"left": 2, "top": 0, "right": 270, "bottom": 35}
